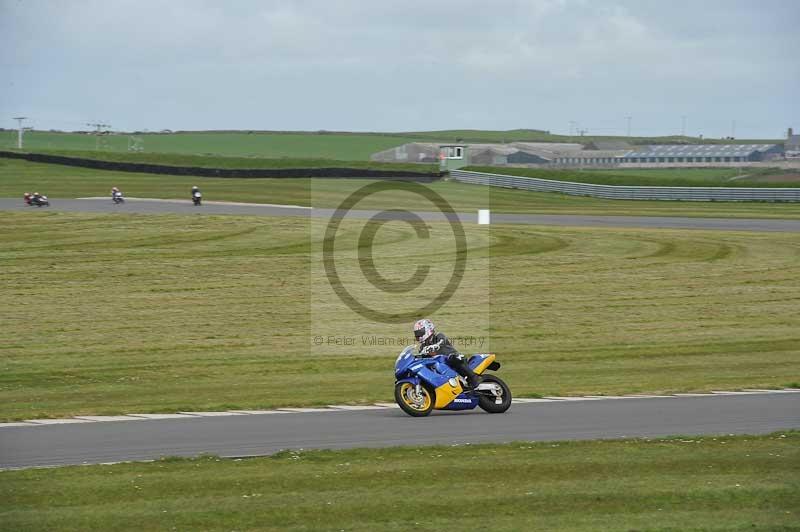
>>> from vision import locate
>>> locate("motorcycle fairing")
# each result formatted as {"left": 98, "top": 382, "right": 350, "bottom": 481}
{"left": 413, "top": 358, "right": 465, "bottom": 408}
{"left": 397, "top": 354, "right": 467, "bottom": 409}
{"left": 468, "top": 354, "right": 496, "bottom": 375}
{"left": 441, "top": 394, "right": 478, "bottom": 410}
{"left": 433, "top": 379, "right": 464, "bottom": 408}
{"left": 394, "top": 350, "right": 416, "bottom": 378}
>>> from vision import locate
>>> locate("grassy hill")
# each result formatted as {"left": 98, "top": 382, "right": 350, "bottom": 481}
{"left": 381, "top": 128, "right": 781, "bottom": 145}
{"left": 0, "top": 131, "right": 422, "bottom": 161}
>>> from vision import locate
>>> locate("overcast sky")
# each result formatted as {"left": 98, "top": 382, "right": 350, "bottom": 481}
{"left": 1, "top": 0, "right": 797, "bottom": 138}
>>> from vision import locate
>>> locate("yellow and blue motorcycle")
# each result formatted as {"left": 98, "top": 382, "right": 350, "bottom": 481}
{"left": 394, "top": 346, "right": 512, "bottom": 417}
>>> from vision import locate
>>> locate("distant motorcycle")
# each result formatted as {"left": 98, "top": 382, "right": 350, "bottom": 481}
{"left": 192, "top": 191, "right": 202, "bottom": 206}
{"left": 393, "top": 346, "right": 512, "bottom": 417}
{"left": 112, "top": 192, "right": 125, "bottom": 204}
{"left": 30, "top": 195, "right": 50, "bottom": 207}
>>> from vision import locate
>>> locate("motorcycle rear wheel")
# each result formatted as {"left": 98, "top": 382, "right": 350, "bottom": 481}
{"left": 395, "top": 382, "right": 435, "bottom": 417}
{"left": 477, "top": 375, "right": 512, "bottom": 414}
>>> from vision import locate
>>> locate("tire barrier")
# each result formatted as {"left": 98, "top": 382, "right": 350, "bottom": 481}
{"left": 450, "top": 169, "right": 800, "bottom": 202}
{"left": 0, "top": 151, "right": 443, "bottom": 182}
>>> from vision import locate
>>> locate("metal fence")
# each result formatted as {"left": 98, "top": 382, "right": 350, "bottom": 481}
{"left": 449, "top": 170, "right": 800, "bottom": 202}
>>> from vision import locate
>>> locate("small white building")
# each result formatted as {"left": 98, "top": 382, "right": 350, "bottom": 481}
{"left": 786, "top": 128, "right": 800, "bottom": 158}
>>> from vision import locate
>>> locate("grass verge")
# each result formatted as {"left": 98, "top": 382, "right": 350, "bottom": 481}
{"left": 1, "top": 432, "right": 798, "bottom": 531}
{"left": 465, "top": 165, "right": 799, "bottom": 187}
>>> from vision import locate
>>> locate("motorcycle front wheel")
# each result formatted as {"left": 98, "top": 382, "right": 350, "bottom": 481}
{"left": 477, "top": 375, "right": 512, "bottom": 414}
{"left": 395, "top": 382, "right": 435, "bottom": 417}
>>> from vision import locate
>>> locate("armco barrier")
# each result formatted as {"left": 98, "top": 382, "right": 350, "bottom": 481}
{"left": 450, "top": 169, "right": 800, "bottom": 202}
{"left": 0, "top": 151, "right": 442, "bottom": 182}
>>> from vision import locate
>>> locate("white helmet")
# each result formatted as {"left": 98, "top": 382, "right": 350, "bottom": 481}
{"left": 413, "top": 319, "right": 435, "bottom": 344}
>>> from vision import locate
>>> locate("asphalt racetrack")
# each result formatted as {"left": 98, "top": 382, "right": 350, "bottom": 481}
{"left": 1, "top": 393, "right": 798, "bottom": 470}
{"left": 3, "top": 197, "right": 800, "bottom": 231}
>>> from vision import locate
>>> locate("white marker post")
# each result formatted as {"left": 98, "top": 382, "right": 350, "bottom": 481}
{"left": 478, "top": 209, "right": 491, "bottom": 225}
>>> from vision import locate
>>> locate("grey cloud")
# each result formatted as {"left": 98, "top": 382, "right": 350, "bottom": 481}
{"left": 1, "top": 0, "right": 797, "bottom": 136}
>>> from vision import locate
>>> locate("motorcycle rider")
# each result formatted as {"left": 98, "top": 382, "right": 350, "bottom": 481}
{"left": 413, "top": 319, "right": 481, "bottom": 389}
{"left": 191, "top": 186, "right": 201, "bottom": 204}
{"left": 31, "top": 192, "right": 43, "bottom": 205}
{"left": 111, "top": 187, "right": 123, "bottom": 201}
{"left": 23, "top": 192, "right": 32, "bottom": 205}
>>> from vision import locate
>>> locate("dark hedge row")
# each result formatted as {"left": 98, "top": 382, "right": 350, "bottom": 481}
{"left": 0, "top": 151, "right": 443, "bottom": 182}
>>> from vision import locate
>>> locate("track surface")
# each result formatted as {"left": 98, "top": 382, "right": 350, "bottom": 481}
{"left": 2, "top": 198, "right": 800, "bottom": 231}
{"left": 1, "top": 393, "right": 797, "bottom": 470}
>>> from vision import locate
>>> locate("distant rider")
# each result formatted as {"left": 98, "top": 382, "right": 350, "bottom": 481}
{"left": 413, "top": 319, "right": 481, "bottom": 389}
{"left": 192, "top": 186, "right": 202, "bottom": 205}
{"left": 23, "top": 192, "right": 32, "bottom": 205}
{"left": 111, "top": 187, "right": 123, "bottom": 200}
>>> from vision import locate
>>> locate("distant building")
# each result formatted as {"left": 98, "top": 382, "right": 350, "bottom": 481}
{"left": 584, "top": 140, "right": 633, "bottom": 151}
{"left": 507, "top": 151, "right": 552, "bottom": 165}
{"left": 370, "top": 142, "right": 441, "bottom": 164}
{"left": 469, "top": 145, "right": 517, "bottom": 166}
{"left": 786, "top": 128, "right": 800, "bottom": 157}
{"left": 371, "top": 142, "right": 584, "bottom": 166}
{"left": 370, "top": 141, "right": 785, "bottom": 168}
{"left": 551, "top": 150, "right": 629, "bottom": 166}
{"left": 621, "top": 144, "right": 783, "bottom": 164}
{"left": 439, "top": 145, "right": 468, "bottom": 170}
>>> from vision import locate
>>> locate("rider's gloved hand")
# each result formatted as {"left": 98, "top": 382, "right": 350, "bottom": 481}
{"left": 420, "top": 341, "right": 442, "bottom": 356}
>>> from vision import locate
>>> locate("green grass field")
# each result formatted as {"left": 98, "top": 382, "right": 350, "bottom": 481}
{"left": 0, "top": 130, "right": 424, "bottom": 160}
{"left": 1, "top": 212, "right": 798, "bottom": 421}
{"left": 391, "top": 128, "right": 782, "bottom": 145}
{"left": 1, "top": 433, "right": 797, "bottom": 531}
{"left": 465, "top": 165, "right": 800, "bottom": 187}
{"left": 4, "top": 158, "right": 800, "bottom": 219}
